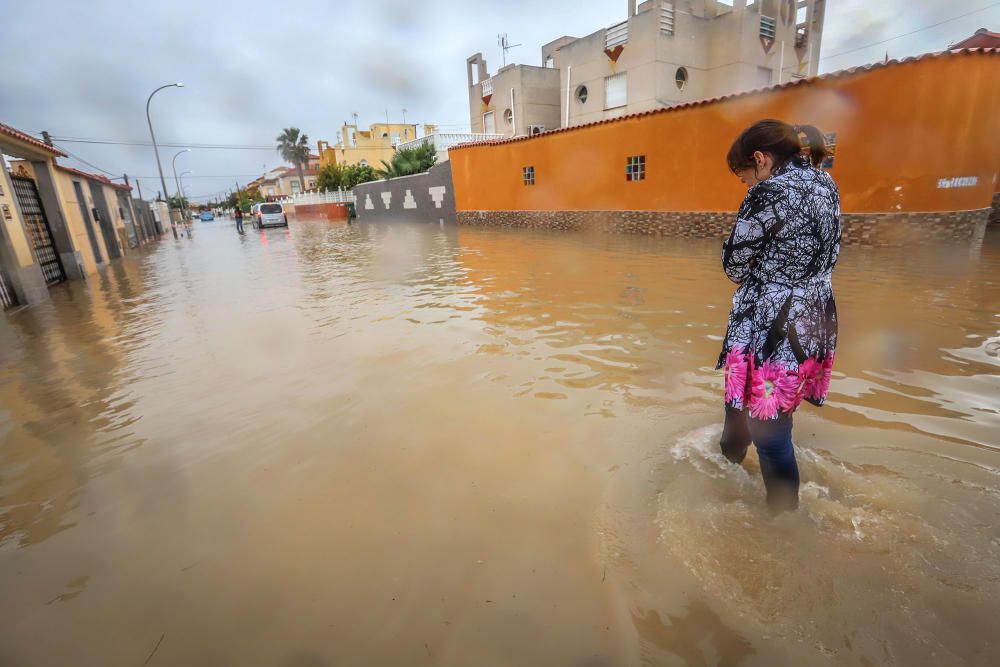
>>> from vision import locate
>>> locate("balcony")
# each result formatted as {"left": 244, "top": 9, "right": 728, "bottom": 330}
{"left": 397, "top": 132, "right": 505, "bottom": 162}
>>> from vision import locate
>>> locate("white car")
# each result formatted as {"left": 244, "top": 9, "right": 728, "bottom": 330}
{"left": 254, "top": 202, "right": 288, "bottom": 228}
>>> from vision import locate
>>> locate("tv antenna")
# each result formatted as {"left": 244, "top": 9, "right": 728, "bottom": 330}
{"left": 498, "top": 33, "right": 521, "bottom": 67}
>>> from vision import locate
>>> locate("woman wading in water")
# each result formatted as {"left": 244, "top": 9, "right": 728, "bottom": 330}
{"left": 717, "top": 119, "right": 841, "bottom": 513}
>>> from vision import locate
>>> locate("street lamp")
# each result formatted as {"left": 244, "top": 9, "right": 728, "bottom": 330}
{"left": 146, "top": 82, "right": 184, "bottom": 238}
{"left": 171, "top": 149, "right": 191, "bottom": 219}
{"left": 179, "top": 171, "right": 192, "bottom": 221}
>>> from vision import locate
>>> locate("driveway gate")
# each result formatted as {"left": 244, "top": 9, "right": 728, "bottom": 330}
{"left": 10, "top": 175, "right": 65, "bottom": 285}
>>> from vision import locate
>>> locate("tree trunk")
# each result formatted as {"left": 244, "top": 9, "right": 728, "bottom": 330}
{"left": 297, "top": 163, "right": 306, "bottom": 192}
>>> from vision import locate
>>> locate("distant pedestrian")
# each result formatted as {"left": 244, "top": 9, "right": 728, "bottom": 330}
{"left": 234, "top": 206, "right": 244, "bottom": 234}
{"left": 717, "top": 119, "right": 841, "bottom": 513}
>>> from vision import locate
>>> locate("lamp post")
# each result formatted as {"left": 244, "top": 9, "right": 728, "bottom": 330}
{"left": 146, "top": 82, "right": 184, "bottom": 238}
{"left": 171, "top": 149, "right": 191, "bottom": 220}
{"left": 179, "top": 171, "right": 192, "bottom": 222}
{"left": 179, "top": 171, "right": 191, "bottom": 201}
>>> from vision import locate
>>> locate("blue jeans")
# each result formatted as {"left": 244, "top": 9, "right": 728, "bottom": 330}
{"left": 720, "top": 406, "right": 800, "bottom": 512}
{"left": 236, "top": 216, "right": 244, "bottom": 232}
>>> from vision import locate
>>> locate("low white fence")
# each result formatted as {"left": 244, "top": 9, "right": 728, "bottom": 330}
{"left": 279, "top": 189, "right": 355, "bottom": 206}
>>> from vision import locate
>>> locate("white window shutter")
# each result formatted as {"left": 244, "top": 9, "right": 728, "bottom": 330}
{"left": 605, "top": 72, "right": 627, "bottom": 109}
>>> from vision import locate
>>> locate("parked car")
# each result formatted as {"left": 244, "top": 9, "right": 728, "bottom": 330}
{"left": 200, "top": 211, "right": 215, "bottom": 221}
{"left": 255, "top": 202, "right": 288, "bottom": 228}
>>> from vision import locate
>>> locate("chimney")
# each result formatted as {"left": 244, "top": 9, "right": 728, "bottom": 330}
{"left": 628, "top": 0, "right": 636, "bottom": 16}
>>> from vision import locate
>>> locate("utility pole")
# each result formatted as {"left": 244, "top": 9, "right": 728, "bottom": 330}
{"left": 123, "top": 173, "right": 145, "bottom": 246}
{"left": 145, "top": 82, "right": 184, "bottom": 239}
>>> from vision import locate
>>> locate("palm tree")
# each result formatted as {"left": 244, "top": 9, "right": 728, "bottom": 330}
{"left": 275, "top": 127, "right": 311, "bottom": 192}
{"left": 376, "top": 143, "right": 437, "bottom": 180}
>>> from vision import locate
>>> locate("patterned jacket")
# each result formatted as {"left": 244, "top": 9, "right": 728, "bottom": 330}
{"left": 717, "top": 155, "right": 841, "bottom": 419}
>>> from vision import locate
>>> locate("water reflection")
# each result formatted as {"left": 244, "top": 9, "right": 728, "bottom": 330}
{"left": 0, "top": 218, "right": 998, "bottom": 665}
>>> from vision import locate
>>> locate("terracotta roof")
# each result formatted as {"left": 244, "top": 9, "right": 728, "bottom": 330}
{"left": 58, "top": 165, "right": 132, "bottom": 191}
{"left": 950, "top": 29, "right": 1000, "bottom": 50}
{"left": 280, "top": 166, "right": 318, "bottom": 177}
{"left": 450, "top": 48, "right": 999, "bottom": 152}
{"left": 0, "top": 122, "right": 67, "bottom": 157}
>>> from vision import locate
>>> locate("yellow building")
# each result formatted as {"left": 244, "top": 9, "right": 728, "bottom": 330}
{"left": 1, "top": 120, "right": 146, "bottom": 310}
{"left": 318, "top": 122, "right": 435, "bottom": 168}
{"left": 10, "top": 160, "right": 134, "bottom": 276}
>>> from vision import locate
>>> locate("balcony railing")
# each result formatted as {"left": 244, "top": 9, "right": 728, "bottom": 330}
{"left": 397, "top": 132, "right": 505, "bottom": 157}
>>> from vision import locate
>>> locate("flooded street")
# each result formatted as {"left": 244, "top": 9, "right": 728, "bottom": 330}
{"left": 2, "top": 216, "right": 999, "bottom": 666}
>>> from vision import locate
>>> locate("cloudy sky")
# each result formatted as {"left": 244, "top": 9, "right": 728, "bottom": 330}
{"left": 1, "top": 0, "right": 996, "bottom": 201}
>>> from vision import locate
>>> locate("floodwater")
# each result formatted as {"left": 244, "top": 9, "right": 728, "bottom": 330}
{"left": 1, "top": 216, "right": 998, "bottom": 666}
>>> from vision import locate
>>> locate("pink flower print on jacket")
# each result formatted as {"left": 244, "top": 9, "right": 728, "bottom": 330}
{"left": 798, "top": 353, "right": 835, "bottom": 402}
{"left": 748, "top": 360, "right": 798, "bottom": 420}
{"left": 724, "top": 347, "right": 749, "bottom": 405}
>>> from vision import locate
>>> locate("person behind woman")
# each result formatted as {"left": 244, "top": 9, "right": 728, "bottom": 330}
{"left": 717, "top": 119, "right": 841, "bottom": 513}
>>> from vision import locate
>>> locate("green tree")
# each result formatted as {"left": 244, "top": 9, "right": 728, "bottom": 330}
{"left": 275, "top": 127, "right": 311, "bottom": 192}
{"left": 167, "top": 193, "right": 188, "bottom": 209}
{"left": 341, "top": 164, "right": 378, "bottom": 189}
{"left": 376, "top": 143, "right": 437, "bottom": 180}
{"left": 224, "top": 186, "right": 263, "bottom": 213}
{"left": 316, "top": 162, "right": 343, "bottom": 192}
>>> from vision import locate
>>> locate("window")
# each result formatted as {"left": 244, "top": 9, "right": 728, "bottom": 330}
{"left": 626, "top": 155, "right": 645, "bottom": 182}
{"left": 821, "top": 133, "right": 837, "bottom": 169}
{"left": 261, "top": 204, "right": 283, "bottom": 214}
{"left": 675, "top": 67, "right": 688, "bottom": 90}
{"left": 576, "top": 85, "right": 588, "bottom": 104}
{"left": 391, "top": 134, "right": 400, "bottom": 146}
{"left": 756, "top": 66, "right": 773, "bottom": 87}
{"left": 522, "top": 166, "right": 535, "bottom": 186}
{"left": 760, "top": 15, "right": 777, "bottom": 40}
{"left": 545, "top": 55, "right": 554, "bottom": 68}
{"left": 503, "top": 108, "right": 513, "bottom": 125}
{"left": 483, "top": 111, "right": 495, "bottom": 134}
{"left": 291, "top": 180, "right": 301, "bottom": 194}
{"left": 660, "top": 3, "right": 675, "bottom": 35}
{"left": 606, "top": 20, "right": 628, "bottom": 49}
{"left": 604, "top": 72, "right": 627, "bottom": 109}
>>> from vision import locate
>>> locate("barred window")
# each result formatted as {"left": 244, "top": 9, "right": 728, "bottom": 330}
{"left": 626, "top": 155, "right": 645, "bottom": 182}
{"left": 523, "top": 166, "right": 535, "bottom": 185}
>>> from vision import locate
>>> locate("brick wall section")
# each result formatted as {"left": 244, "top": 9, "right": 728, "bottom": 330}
{"left": 456, "top": 208, "right": 992, "bottom": 247}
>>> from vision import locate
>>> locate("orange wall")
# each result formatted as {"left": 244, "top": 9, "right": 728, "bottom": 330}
{"left": 451, "top": 51, "right": 999, "bottom": 215}
{"left": 293, "top": 202, "right": 348, "bottom": 220}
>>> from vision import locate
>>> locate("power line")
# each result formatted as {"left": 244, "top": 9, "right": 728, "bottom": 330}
{"left": 129, "top": 173, "right": 270, "bottom": 179}
{"left": 49, "top": 136, "right": 277, "bottom": 150}
{"left": 52, "top": 143, "right": 120, "bottom": 177}
{"left": 821, "top": 2, "right": 1000, "bottom": 61}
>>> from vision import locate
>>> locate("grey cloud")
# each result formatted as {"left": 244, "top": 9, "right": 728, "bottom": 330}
{"left": 2, "top": 0, "right": 991, "bottom": 199}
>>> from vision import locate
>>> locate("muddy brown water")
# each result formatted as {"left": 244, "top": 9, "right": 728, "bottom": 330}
{"left": 1, "top": 216, "right": 998, "bottom": 666}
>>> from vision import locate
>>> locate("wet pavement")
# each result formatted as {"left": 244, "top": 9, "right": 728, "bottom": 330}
{"left": 1, "top": 216, "right": 999, "bottom": 666}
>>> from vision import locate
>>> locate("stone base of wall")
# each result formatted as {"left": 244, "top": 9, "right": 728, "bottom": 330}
{"left": 457, "top": 208, "right": 992, "bottom": 247}
{"left": 989, "top": 191, "right": 1000, "bottom": 226}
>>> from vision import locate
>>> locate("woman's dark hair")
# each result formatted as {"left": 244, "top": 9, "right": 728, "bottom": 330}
{"left": 726, "top": 119, "right": 828, "bottom": 174}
